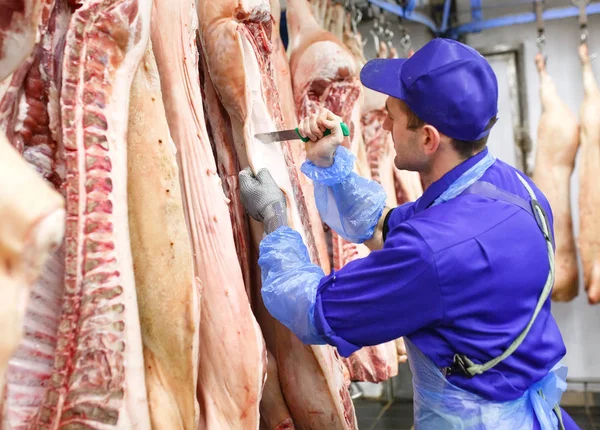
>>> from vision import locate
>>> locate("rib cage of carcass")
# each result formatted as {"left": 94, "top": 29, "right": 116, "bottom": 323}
{"left": 0, "top": 0, "right": 413, "bottom": 429}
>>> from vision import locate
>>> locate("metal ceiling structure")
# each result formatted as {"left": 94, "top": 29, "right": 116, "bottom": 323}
{"left": 362, "top": 0, "right": 600, "bottom": 39}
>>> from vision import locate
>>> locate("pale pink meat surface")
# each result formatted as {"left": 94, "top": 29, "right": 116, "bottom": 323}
{"left": 259, "top": 350, "right": 295, "bottom": 430}
{"left": 0, "top": 133, "right": 65, "bottom": 415}
{"left": 151, "top": 0, "right": 267, "bottom": 428}
{"left": 26, "top": 0, "right": 153, "bottom": 427}
{"left": 577, "top": 44, "right": 600, "bottom": 305}
{"left": 531, "top": 53, "right": 579, "bottom": 302}
{"left": 127, "top": 42, "right": 200, "bottom": 429}
{"left": 198, "top": 1, "right": 356, "bottom": 428}
{"left": 341, "top": 342, "right": 398, "bottom": 383}
{"left": 270, "top": 0, "right": 330, "bottom": 274}
{"left": 287, "top": 0, "right": 369, "bottom": 274}
{"left": 198, "top": 45, "right": 254, "bottom": 303}
{"left": 197, "top": 0, "right": 325, "bottom": 269}
{"left": 199, "top": 23, "right": 295, "bottom": 430}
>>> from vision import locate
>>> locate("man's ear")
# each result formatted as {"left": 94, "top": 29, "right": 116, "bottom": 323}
{"left": 421, "top": 124, "right": 441, "bottom": 155}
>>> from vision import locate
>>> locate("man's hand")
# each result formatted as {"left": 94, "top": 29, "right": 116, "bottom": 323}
{"left": 239, "top": 167, "right": 287, "bottom": 234}
{"left": 297, "top": 108, "right": 345, "bottom": 168}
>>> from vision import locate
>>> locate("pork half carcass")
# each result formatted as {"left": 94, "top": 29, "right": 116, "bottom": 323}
{"left": 23, "top": 0, "right": 154, "bottom": 426}
{"left": 270, "top": 0, "right": 330, "bottom": 274}
{"left": 322, "top": 25, "right": 400, "bottom": 384}
{"left": 0, "top": 132, "right": 64, "bottom": 407}
{"left": 531, "top": 53, "right": 579, "bottom": 302}
{"left": 198, "top": 44, "right": 254, "bottom": 304}
{"left": 577, "top": 43, "right": 600, "bottom": 305}
{"left": 287, "top": 0, "right": 370, "bottom": 274}
{"left": 197, "top": 1, "right": 356, "bottom": 428}
{"left": 127, "top": 42, "right": 200, "bottom": 429}
{"left": 150, "top": 0, "right": 267, "bottom": 428}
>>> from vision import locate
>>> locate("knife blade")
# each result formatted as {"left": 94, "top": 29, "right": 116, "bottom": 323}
{"left": 254, "top": 122, "right": 350, "bottom": 144}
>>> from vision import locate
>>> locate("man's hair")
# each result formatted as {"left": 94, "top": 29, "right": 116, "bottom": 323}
{"left": 398, "top": 101, "right": 497, "bottom": 159}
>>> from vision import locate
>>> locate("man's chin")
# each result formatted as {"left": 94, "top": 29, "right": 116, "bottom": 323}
{"left": 394, "top": 158, "right": 410, "bottom": 171}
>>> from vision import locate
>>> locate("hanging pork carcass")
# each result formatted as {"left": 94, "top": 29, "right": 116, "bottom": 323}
{"left": 577, "top": 42, "right": 600, "bottom": 305}
{"left": 151, "top": 0, "right": 268, "bottom": 428}
{"left": 531, "top": 53, "right": 579, "bottom": 302}
{"left": 287, "top": 0, "right": 407, "bottom": 386}
{"left": 197, "top": 0, "right": 357, "bottom": 428}
{"left": 198, "top": 31, "right": 295, "bottom": 430}
{"left": 270, "top": 0, "right": 330, "bottom": 274}
{"left": 126, "top": 41, "right": 200, "bottom": 429}
{"left": 4, "top": 0, "right": 155, "bottom": 426}
{"left": 287, "top": 0, "right": 371, "bottom": 276}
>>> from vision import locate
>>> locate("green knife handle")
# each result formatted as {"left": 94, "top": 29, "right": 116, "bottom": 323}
{"left": 295, "top": 122, "right": 350, "bottom": 143}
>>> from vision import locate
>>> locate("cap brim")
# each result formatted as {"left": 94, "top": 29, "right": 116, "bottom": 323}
{"left": 360, "top": 58, "right": 407, "bottom": 100}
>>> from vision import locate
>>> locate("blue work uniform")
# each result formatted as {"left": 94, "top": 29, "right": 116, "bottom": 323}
{"left": 257, "top": 146, "right": 578, "bottom": 429}
{"left": 313, "top": 147, "right": 565, "bottom": 401}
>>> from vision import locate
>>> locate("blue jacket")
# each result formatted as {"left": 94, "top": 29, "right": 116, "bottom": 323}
{"left": 312, "top": 148, "right": 567, "bottom": 402}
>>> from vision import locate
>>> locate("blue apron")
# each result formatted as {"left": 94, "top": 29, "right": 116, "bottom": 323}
{"left": 406, "top": 152, "right": 567, "bottom": 429}
{"left": 406, "top": 339, "right": 567, "bottom": 429}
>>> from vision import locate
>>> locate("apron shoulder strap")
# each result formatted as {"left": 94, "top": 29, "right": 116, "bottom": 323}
{"left": 442, "top": 172, "right": 556, "bottom": 378}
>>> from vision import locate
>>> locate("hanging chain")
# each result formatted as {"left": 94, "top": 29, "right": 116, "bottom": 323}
{"left": 398, "top": 20, "right": 411, "bottom": 57}
{"left": 534, "top": 0, "right": 546, "bottom": 56}
{"left": 571, "top": 0, "right": 590, "bottom": 44}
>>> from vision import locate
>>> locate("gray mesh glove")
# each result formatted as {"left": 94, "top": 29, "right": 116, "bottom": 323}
{"left": 239, "top": 167, "right": 287, "bottom": 234}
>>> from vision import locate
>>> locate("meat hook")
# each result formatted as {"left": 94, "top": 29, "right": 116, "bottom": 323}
{"left": 370, "top": 19, "right": 381, "bottom": 52}
{"left": 571, "top": 0, "right": 590, "bottom": 44}
{"left": 398, "top": 22, "right": 412, "bottom": 57}
{"left": 534, "top": 0, "right": 547, "bottom": 64}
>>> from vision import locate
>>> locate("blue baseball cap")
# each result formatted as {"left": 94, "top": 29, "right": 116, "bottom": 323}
{"left": 360, "top": 38, "right": 498, "bottom": 141}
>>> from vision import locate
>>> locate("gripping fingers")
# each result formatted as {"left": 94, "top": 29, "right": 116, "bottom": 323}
{"left": 256, "top": 168, "right": 278, "bottom": 188}
{"left": 256, "top": 168, "right": 285, "bottom": 201}
{"left": 325, "top": 109, "right": 342, "bottom": 122}
{"left": 303, "top": 117, "right": 317, "bottom": 141}
{"left": 239, "top": 168, "right": 260, "bottom": 197}
{"left": 238, "top": 167, "right": 256, "bottom": 184}
{"left": 310, "top": 113, "right": 324, "bottom": 139}
{"left": 323, "top": 118, "right": 342, "bottom": 137}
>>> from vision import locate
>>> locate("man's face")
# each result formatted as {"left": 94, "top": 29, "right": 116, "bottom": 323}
{"left": 382, "top": 97, "right": 427, "bottom": 171}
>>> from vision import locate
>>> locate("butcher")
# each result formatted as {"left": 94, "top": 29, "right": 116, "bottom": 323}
{"left": 239, "top": 38, "right": 577, "bottom": 429}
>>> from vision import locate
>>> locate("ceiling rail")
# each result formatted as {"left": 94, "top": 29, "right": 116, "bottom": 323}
{"left": 365, "top": 0, "right": 600, "bottom": 39}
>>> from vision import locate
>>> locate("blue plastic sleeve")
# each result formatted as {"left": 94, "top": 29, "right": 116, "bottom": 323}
{"left": 258, "top": 226, "right": 328, "bottom": 345}
{"left": 301, "top": 146, "right": 387, "bottom": 243}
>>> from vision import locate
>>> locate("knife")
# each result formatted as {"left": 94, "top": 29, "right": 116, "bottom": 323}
{"left": 254, "top": 122, "right": 350, "bottom": 143}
